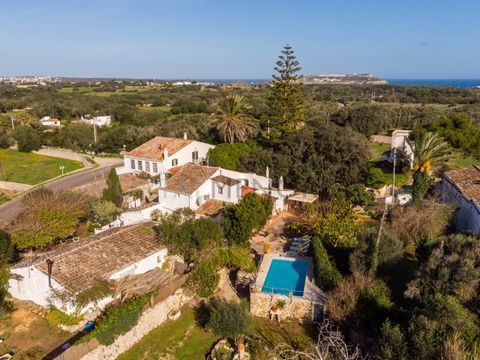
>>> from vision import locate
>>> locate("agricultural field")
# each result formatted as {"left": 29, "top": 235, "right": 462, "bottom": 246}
{"left": 0, "top": 149, "right": 83, "bottom": 185}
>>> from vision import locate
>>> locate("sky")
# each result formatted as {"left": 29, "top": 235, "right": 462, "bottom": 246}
{"left": 0, "top": 0, "right": 479, "bottom": 79}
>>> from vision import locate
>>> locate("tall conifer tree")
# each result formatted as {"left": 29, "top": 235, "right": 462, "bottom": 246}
{"left": 102, "top": 167, "right": 123, "bottom": 207}
{"left": 266, "top": 44, "right": 306, "bottom": 142}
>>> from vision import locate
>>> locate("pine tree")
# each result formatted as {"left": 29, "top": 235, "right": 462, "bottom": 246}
{"left": 102, "top": 167, "right": 123, "bottom": 207}
{"left": 266, "top": 43, "right": 306, "bottom": 142}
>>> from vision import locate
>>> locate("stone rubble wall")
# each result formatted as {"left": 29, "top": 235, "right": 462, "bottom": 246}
{"left": 250, "top": 292, "right": 312, "bottom": 320}
{"left": 79, "top": 289, "right": 192, "bottom": 360}
{"left": 0, "top": 180, "right": 33, "bottom": 192}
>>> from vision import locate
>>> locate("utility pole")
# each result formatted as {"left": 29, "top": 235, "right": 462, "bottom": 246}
{"left": 392, "top": 147, "right": 396, "bottom": 205}
{"left": 10, "top": 115, "right": 15, "bottom": 131}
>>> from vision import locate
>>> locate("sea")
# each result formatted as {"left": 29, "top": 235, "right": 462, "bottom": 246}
{"left": 195, "top": 78, "right": 480, "bottom": 88}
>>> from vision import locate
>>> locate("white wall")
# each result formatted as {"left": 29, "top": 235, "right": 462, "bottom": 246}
{"left": 9, "top": 249, "right": 168, "bottom": 315}
{"left": 437, "top": 180, "right": 480, "bottom": 234}
{"left": 121, "top": 140, "right": 214, "bottom": 176}
{"left": 159, "top": 189, "right": 191, "bottom": 211}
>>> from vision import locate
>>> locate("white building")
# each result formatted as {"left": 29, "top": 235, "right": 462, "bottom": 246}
{"left": 118, "top": 135, "right": 214, "bottom": 176}
{"left": 39, "top": 116, "right": 61, "bottom": 128}
{"left": 158, "top": 163, "right": 294, "bottom": 214}
{"left": 9, "top": 223, "right": 167, "bottom": 315}
{"left": 436, "top": 166, "right": 480, "bottom": 234}
{"left": 81, "top": 115, "right": 112, "bottom": 127}
{"left": 390, "top": 129, "right": 414, "bottom": 167}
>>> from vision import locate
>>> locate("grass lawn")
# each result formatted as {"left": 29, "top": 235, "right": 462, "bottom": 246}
{"left": 368, "top": 142, "right": 411, "bottom": 187}
{"left": 0, "top": 149, "right": 83, "bottom": 185}
{"left": 369, "top": 142, "right": 390, "bottom": 161}
{"left": 117, "top": 306, "right": 218, "bottom": 360}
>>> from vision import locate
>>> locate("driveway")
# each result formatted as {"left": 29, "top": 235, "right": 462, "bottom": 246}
{"left": 0, "top": 156, "right": 122, "bottom": 228}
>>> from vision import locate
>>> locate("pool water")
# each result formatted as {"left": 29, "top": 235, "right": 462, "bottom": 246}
{"left": 261, "top": 259, "right": 308, "bottom": 296}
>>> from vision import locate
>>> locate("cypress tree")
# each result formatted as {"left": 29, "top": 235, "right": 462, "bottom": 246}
{"left": 102, "top": 167, "right": 123, "bottom": 207}
{"left": 266, "top": 43, "right": 306, "bottom": 143}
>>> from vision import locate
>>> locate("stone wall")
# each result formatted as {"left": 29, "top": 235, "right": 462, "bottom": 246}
{"left": 250, "top": 291, "right": 312, "bottom": 320}
{"left": 0, "top": 180, "right": 32, "bottom": 192}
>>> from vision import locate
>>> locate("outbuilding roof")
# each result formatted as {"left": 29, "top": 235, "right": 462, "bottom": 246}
{"left": 211, "top": 175, "right": 240, "bottom": 186}
{"left": 15, "top": 222, "right": 164, "bottom": 293}
{"left": 162, "top": 164, "right": 218, "bottom": 195}
{"left": 444, "top": 165, "right": 480, "bottom": 205}
{"left": 127, "top": 136, "right": 193, "bottom": 161}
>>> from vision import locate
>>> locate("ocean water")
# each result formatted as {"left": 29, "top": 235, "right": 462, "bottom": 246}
{"left": 383, "top": 79, "right": 480, "bottom": 88}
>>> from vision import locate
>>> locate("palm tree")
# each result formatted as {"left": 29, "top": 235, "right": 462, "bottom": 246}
{"left": 209, "top": 94, "right": 257, "bottom": 144}
{"left": 410, "top": 132, "right": 450, "bottom": 202}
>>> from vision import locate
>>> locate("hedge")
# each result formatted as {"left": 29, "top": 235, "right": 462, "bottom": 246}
{"left": 312, "top": 237, "right": 342, "bottom": 290}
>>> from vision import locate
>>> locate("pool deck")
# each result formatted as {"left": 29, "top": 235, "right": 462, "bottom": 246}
{"left": 254, "top": 253, "right": 324, "bottom": 302}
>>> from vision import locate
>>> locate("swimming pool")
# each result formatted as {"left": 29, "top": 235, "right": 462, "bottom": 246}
{"left": 261, "top": 259, "right": 308, "bottom": 296}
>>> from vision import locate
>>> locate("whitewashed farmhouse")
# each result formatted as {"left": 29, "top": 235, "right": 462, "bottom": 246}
{"left": 158, "top": 163, "right": 294, "bottom": 215}
{"left": 9, "top": 223, "right": 167, "bottom": 314}
{"left": 81, "top": 115, "right": 112, "bottom": 127}
{"left": 118, "top": 135, "right": 214, "bottom": 176}
{"left": 437, "top": 166, "right": 480, "bottom": 234}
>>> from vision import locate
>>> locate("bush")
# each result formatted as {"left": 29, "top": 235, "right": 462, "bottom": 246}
{"left": 221, "top": 193, "right": 273, "bottom": 246}
{"left": 83, "top": 295, "right": 149, "bottom": 345}
{"left": 13, "top": 125, "right": 42, "bottom": 152}
{"left": 8, "top": 189, "right": 89, "bottom": 250}
{"left": 312, "top": 237, "right": 342, "bottom": 290}
{"left": 207, "top": 143, "right": 253, "bottom": 170}
{"left": 187, "top": 259, "right": 220, "bottom": 298}
{"left": 207, "top": 299, "right": 250, "bottom": 340}
{"left": 0, "top": 230, "right": 14, "bottom": 262}
{"left": 47, "top": 308, "right": 83, "bottom": 326}
{"left": 213, "top": 246, "right": 256, "bottom": 273}
{"left": 88, "top": 199, "right": 120, "bottom": 226}
{"left": 376, "top": 320, "right": 409, "bottom": 360}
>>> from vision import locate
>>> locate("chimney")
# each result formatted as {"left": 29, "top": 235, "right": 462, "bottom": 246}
{"left": 183, "top": 132, "right": 188, "bottom": 140}
{"left": 46, "top": 259, "right": 54, "bottom": 288}
{"left": 163, "top": 147, "right": 169, "bottom": 159}
{"left": 160, "top": 171, "right": 166, "bottom": 187}
{"left": 279, "top": 176, "right": 284, "bottom": 190}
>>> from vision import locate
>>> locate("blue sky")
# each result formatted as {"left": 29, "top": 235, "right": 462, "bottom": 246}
{"left": 0, "top": 0, "right": 479, "bottom": 78}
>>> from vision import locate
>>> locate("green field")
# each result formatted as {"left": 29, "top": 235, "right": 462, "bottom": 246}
{"left": 117, "top": 307, "right": 218, "bottom": 360}
{"left": 445, "top": 152, "right": 480, "bottom": 169}
{"left": 0, "top": 149, "right": 83, "bottom": 185}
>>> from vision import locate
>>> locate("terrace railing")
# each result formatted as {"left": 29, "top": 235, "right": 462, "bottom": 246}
{"left": 250, "top": 283, "right": 324, "bottom": 303}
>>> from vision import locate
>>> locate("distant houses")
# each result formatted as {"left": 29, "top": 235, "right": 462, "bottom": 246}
{"left": 39, "top": 116, "right": 61, "bottom": 128}
{"left": 81, "top": 114, "right": 112, "bottom": 127}
{"left": 437, "top": 165, "right": 480, "bottom": 234}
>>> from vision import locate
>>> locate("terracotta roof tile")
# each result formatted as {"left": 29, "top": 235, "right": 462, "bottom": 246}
{"left": 211, "top": 175, "right": 240, "bottom": 186}
{"left": 162, "top": 164, "right": 217, "bottom": 195}
{"left": 119, "top": 173, "right": 149, "bottom": 192}
{"left": 127, "top": 136, "right": 193, "bottom": 161}
{"left": 22, "top": 223, "right": 163, "bottom": 293}
{"left": 444, "top": 165, "right": 480, "bottom": 204}
{"left": 195, "top": 199, "right": 229, "bottom": 217}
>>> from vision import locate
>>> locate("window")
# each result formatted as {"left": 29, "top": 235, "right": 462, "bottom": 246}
{"left": 145, "top": 161, "right": 150, "bottom": 173}
{"left": 192, "top": 150, "right": 199, "bottom": 161}
{"left": 218, "top": 186, "right": 223, "bottom": 195}
{"left": 171, "top": 159, "right": 178, "bottom": 166}
{"left": 138, "top": 160, "right": 143, "bottom": 171}
{"left": 153, "top": 162, "right": 158, "bottom": 173}
{"left": 130, "top": 159, "right": 135, "bottom": 170}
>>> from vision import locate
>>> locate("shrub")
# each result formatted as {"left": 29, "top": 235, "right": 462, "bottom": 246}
{"left": 376, "top": 320, "right": 409, "bottom": 360}
{"left": 213, "top": 246, "right": 256, "bottom": 273}
{"left": 83, "top": 295, "right": 149, "bottom": 345}
{"left": 88, "top": 199, "right": 120, "bottom": 226}
{"left": 187, "top": 259, "right": 220, "bottom": 298}
{"left": 0, "top": 230, "right": 14, "bottom": 262}
{"left": 13, "top": 125, "right": 42, "bottom": 152}
{"left": 207, "top": 299, "right": 250, "bottom": 340}
{"left": 207, "top": 143, "right": 253, "bottom": 170}
{"left": 47, "top": 308, "right": 83, "bottom": 326}
{"left": 312, "top": 237, "right": 342, "bottom": 290}
{"left": 221, "top": 193, "right": 273, "bottom": 246}
{"left": 8, "top": 189, "right": 89, "bottom": 250}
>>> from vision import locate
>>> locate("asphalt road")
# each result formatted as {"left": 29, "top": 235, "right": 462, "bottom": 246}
{"left": 0, "top": 159, "right": 122, "bottom": 228}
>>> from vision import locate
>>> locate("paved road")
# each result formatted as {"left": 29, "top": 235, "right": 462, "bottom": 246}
{"left": 0, "top": 157, "right": 123, "bottom": 228}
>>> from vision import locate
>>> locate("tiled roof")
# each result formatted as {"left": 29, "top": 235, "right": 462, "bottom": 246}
{"left": 17, "top": 223, "right": 164, "bottom": 293}
{"left": 195, "top": 199, "right": 228, "bottom": 217}
{"left": 163, "top": 164, "right": 218, "bottom": 195}
{"left": 211, "top": 175, "right": 240, "bottom": 186}
{"left": 119, "top": 173, "right": 149, "bottom": 192}
{"left": 127, "top": 136, "right": 193, "bottom": 161}
{"left": 444, "top": 165, "right": 480, "bottom": 205}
